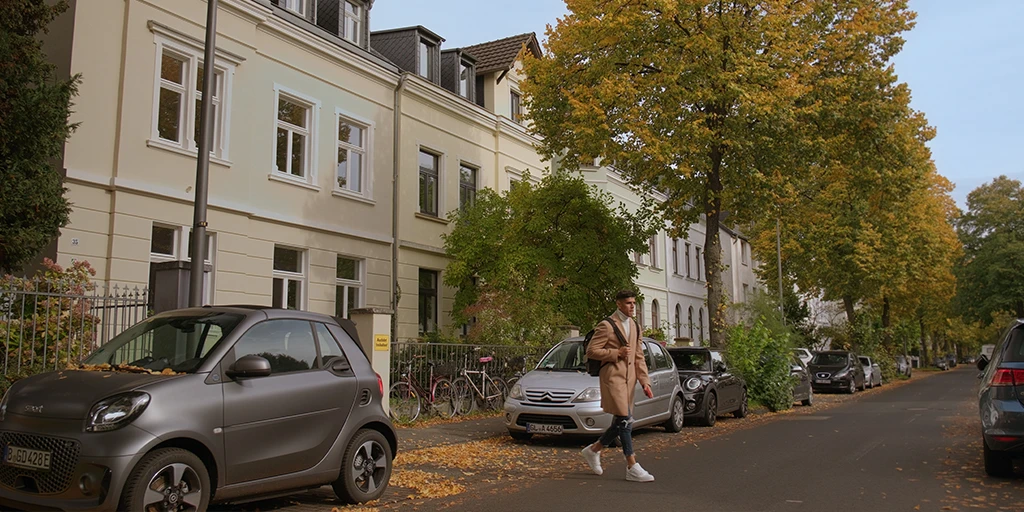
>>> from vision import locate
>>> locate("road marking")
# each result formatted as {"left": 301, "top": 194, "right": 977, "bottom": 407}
{"left": 786, "top": 500, "right": 803, "bottom": 504}
{"left": 781, "top": 416, "right": 831, "bottom": 421}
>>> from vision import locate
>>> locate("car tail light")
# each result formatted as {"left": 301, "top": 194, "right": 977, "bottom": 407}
{"left": 376, "top": 373, "right": 384, "bottom": 396}
{"left": 989, "top": 368, "right": 1024, "bottom": 387}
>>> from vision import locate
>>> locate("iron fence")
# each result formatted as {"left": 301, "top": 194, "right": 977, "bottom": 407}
{"left": 0, "top": 280, "right": 149, "bottom": 379}
{"left": 389, "top": 342, "right": 548, "bottom": 390}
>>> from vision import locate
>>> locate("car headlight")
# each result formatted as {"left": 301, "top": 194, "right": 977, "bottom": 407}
{"left": 684, "top": 377, "right": 703, "bottom": 391}
{"left": 86, "top": 392, "right": 150, "bottom": 432}
{"left": 573, "top": 387, "right": 601, "bottom": 402}
{"left": 509, "top": 383, "right": 524, "bottom": 400}
{"left": 0, "top": 389, "right": 10, "bottom": 422}
{"left": 832, "top": 369, "right": 849, "bottom": 379}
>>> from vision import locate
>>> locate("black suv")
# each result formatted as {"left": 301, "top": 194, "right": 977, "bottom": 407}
{"left": 808, "top": 350, "right": 866, "bottom": 394}
{"left": 0, "top": 306, "right": 396, "bottom": 511}
{"left": 667, "top": 347, "right": 747, "bottom": 426}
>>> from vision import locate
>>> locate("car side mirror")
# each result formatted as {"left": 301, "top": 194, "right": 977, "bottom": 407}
{"left": 714, "top": 362, "right": 727, "bottom": 373}
{"left": 977, "top": 356, "right": 989, "bottom": 372}
{"left": 226, "top": 355, "right": 272, "bottom": 379}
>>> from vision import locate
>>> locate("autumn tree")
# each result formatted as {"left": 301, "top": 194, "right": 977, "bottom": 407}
{"left": 524, "top": 0, "right": 916, "bottom": 347}
{"left": 0, "top": 0, "right": 80, "bottom": 273}
{"left": 442, "top": 172, "right": 657, "bottom": 346}
{"left": 955, "top": 176, "right": 1024, "bottom": 323}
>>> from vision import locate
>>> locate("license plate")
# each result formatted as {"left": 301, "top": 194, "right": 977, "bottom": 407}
{"left": 814, "top": 379, "right": 830, "bottom": 384}
{"left": 3, "top": 445, "right": 51, "bottom": 471}
{"left": 526, "top": 423, "right": 563, "bottom": 435}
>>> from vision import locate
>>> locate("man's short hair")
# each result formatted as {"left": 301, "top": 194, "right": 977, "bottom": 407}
{"left": 615, "top": 290, "right": 637, "bottom": 301}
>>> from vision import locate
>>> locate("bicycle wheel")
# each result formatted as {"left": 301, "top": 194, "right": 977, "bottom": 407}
{"left": 451, "top": 377, "right": 477, "bottom": 415}
{"left": 484, "top": 376, "right": 507, "bottom": 411}
{"left": 431, "top": 378, "right": 457, "bottom": 418}
{"left": 389, "top": 382, "right": 420, "bottom": 423}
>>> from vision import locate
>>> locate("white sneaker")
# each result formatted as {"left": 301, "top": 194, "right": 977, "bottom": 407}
{"left": 580, "top": 446, "right": 603, "bottom": 475}
{"left": 626, "top": 463, "right": 654, "bottom": 482}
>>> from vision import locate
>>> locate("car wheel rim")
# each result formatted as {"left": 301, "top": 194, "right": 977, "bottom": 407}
{"left": 707, "top": 396, "right": 717, "bottom": 423}
{"left": 673, "top": 399, "right": 684, "bottom": 429}
{"left": 351, "top": 439, "right": 388, "bottom": 495}
{"left": 144, "top": 463, "right": 203, "bottom": 512}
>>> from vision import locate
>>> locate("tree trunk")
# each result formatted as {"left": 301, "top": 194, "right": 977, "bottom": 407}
{"left": 843, "top": 296, "right": 856, "bottom": 325}
{"left": 705, "top": 147, "right": 726, "bottom": 348}
{"left": 1017, "top": 300, "right": 1024, "bottom": 318}
{"left": 919, "top": 316, "right": 929, "bottom": 363}
{"left": 882, "top": 296, "right": 890, "bottom": 329}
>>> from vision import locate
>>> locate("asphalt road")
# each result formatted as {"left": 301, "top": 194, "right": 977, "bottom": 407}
{"left": 446, "top": 368, "right": 1022, "bottom": 512}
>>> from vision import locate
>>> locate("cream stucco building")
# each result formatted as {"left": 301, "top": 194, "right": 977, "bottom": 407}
{"left": 42, "top": 0, "right": 546, "bottom": 342}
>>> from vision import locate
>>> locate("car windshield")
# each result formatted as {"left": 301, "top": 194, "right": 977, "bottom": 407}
{"left": 537, "top": 341, "right": 587, "bottom": 372}
{"left": 83, "top": 312, "right": 243, "bottom": 374}
{"left": 671, "top": 351, "right": 711, "bottom": 371}
{"left": 811, "top": 353, "right": 848, "bottom": 366}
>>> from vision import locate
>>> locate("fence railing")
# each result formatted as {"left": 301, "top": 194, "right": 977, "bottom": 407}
{"left": 0, "top": 280, "right": 149, "bottom": 379}
{"left": 389, "top": 342, "right": 548, "bottom": 390}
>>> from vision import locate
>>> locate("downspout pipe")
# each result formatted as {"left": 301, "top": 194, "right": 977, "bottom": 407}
{"left": 392, "top": 73, "right": 409, "bottom": 343}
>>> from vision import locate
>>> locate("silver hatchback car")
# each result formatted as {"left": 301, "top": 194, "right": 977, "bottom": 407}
{"left": 0, "top": 306, "right": 396, "bottom": 511}
{"left": 502, "top": 336, "right": 685, "bottom": 439}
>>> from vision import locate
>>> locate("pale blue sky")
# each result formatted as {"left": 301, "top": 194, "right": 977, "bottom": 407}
{"left": 371, "top": 0, "right": 1020, "bottom": 208}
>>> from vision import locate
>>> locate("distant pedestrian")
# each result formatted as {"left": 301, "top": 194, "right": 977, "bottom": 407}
{"left": 580, "top": 289, "right": 655, "bottom": 482}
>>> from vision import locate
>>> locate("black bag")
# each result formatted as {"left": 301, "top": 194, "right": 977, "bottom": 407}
{"left": 584, "top": 317, "right": 630, "bottom": 377}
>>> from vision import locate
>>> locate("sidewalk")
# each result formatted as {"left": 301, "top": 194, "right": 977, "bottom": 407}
{"left": 396, "top": 414, "right": 507, "bottom": 451}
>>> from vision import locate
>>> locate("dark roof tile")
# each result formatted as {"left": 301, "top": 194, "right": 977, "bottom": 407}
{"left": 462, "top": 33, "right": 541, "bottom": 75}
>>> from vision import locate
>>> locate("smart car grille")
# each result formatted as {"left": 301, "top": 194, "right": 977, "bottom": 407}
{"left": 524, "top": 389, "right": 576, "bottom": 404}
{"left": 516, "top": 414, "right": 578, "bottom": 429}
{"left": 0, "top": 432, "right": 80, "bottom": 495}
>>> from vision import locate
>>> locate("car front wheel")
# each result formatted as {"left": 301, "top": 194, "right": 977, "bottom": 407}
{"left": 847, "top": 379, "right": 856, "bottom": 394}
{"left": 120, "top": 448, "right": 210, "bottom": 512}
{"left": 702, "top": 392, "right": 718, "bottom": 427}
{"left": 802, "top": 388, "right": 814, "bottom": 407}
{"left": 334, "top": 429, "right": 393, "bottom": 504}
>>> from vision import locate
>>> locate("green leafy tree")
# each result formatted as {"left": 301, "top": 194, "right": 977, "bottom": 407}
{"left": 956, "top": 176, "right": 1024, "bottom": 323}
{"left": 442, "top": 172, "right": 657, "bottom": 346}
{"left": 524, "top": 0, "right": 916, "bottom": 347}
{"left": 0, "top": 0, "right": 80, "bottom": 273}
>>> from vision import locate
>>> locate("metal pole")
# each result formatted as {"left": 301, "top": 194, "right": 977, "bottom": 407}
{"left": 189, "top": 0, "right": 218, "bottom": 307}
{"left": 776, "top": 218, "right": 784, "bottom": 325}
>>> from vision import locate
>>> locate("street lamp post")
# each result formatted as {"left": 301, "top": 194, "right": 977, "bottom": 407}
{"left": 188, "top": 0, "right": 218, "bottom": 307}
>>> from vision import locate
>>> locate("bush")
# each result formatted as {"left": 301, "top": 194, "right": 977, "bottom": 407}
{"left": 726, "top": 320, "right": 795, "bottom": 412}
{"left": 0, "top": 259, "right": 98, "bottom": 395}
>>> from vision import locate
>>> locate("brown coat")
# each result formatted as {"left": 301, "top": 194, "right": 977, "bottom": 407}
{"left": 585, "top": 314, "right": 650, "bottom": 417}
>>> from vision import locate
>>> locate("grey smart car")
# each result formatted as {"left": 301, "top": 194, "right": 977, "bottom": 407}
{"left": 0, "top": 306, "right": 396, "bottom": 511}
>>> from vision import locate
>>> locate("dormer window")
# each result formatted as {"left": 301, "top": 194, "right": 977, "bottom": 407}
{"left": 342, "top": 1, "right": 361, "bottom": 45}
{"left": 459, "top": 61, "right": 471, "bottom": 99}
{"left": 418, "top": 39, "right": 435, "bottom": 80}
{"left": 282, "top": 0, "right": 306, "bottom": 17}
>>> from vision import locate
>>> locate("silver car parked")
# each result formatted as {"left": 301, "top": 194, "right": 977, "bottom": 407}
{"left": 859, "top": 356, "right": 883, "bottom": 388}
{"left": 502, "top": 337, "right": 685, "bottom": 440}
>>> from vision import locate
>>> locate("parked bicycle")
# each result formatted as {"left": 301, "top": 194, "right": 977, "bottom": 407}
{"left": 452, "top": 352, "right": 508, "bottom": 415}
{"left": 505, "top": 355, "right": 529, "bottom": 389}
{"left": 389, "top": 355, "right": 456, "bottom": 423}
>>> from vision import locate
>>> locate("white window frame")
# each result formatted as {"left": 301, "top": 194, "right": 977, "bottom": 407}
{"left": 649, "top": 236, "right": 659, "bottom": 269}
{"left": 149, "top": 32, "right": 237, "bottom": 164}
{"left": 334, "top": 109, "right": 373, "bottom": 199}
{"left": 418, "top": 147, "right": 444, "bottom": 216}
{"left": 149, "top": 223, "right": 215, "bottom": 305}
{"left": 272, "top": 85, "right": 320, "bottom": 188}
{"left": 335, "top": 255, "right": 364, "bottom": 319}
{"left": 510, "top": 89, "right": 522, "bottom": 123}
{"left": 283, "top": 0, "right": 307, "bottom": 17}
{"left": 342, "top": 1, "right": 362, "bottom": 45}
{"left": 272, "top": 245, "right": 307, "bottom": 310}
{"left": 459, "top": 161, "right": 479, "bottom": 210}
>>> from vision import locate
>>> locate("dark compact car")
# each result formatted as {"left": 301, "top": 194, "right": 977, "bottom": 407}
{"left": 0, "top": 306, "right": 396, "bottom": 512}
{"left": 977, "top": 319, "right": 1024, "bottom": 477}
{"left": 808, "top": 351, "right": 866, "bottom": 394}
{"left": 667, "top": 347, "right": 747, "bottom": 427}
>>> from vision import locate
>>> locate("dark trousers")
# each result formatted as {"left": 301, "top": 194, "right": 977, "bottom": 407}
{"left": 598, "top": 414, "right": 634, "bottom": 457}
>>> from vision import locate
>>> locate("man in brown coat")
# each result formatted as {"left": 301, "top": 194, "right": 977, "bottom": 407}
{"left": 580, "top": 289, "right": 655, "bottom": 482}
